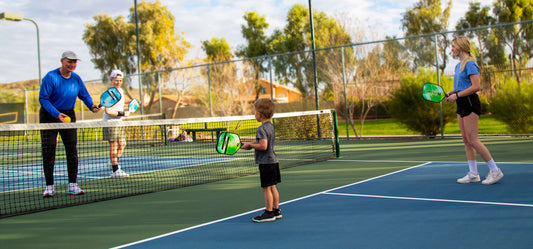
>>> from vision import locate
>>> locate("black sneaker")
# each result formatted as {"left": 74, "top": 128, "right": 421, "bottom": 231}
{"left": 253, "top": 210, "right": 276, "bottom": 223}
{"left": 273, "top": 208, "right": 282, "bottom": 219}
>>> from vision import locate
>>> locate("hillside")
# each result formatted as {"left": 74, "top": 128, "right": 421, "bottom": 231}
{"left": 0, "top": 79, "right": 41, "bottom": 90}
{"left": 0, "top": 79, "right": 140, "bottom": 101}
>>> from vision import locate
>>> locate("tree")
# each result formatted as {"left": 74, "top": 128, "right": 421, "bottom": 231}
{"left": 382, "top": 37, "right": 410, "bottom": 74}
{"left": 270, "top": 4, "right": 351, "bottom": 97}
{"left": 202, "top": 37, "right": 233, "bottom": 63}
{"left": 333, "top": 14, "right": 407, "bottom": 137}
{"left": 455, "top": 2, "right": 498, "bottom": 67}
{"left": 130, "top": 1, "right": 191, "bottom": 110}
{"left": 201, "top": 38, "right": 243, "bottom": 116}
{"left": 83, "top": 14, "right": 135, "bottom": 84}
{"left": 237, "top": 11, "right": 271, "bottom": 101}
{"left": 83, "top": 0, "right": 191, "bottom": 109}
{"left": 492, "top": 0, "right": 533, "bottom": 84}
{"left": 401, "top": 0, "right": 452, "bottom": 74}
{"left": 455, "top": 2, "right": 504, "bottom": 96}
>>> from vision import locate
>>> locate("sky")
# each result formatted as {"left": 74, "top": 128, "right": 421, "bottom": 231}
{"left": 0, "top": 0, "right": 496, "bottom": 84}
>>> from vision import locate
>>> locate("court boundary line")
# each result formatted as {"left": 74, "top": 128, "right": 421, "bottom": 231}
{"left": 320, "top": 162, "right": 432, "bottom": 194}
{"left": 323, "top": 192, "right": 533, "bottom": 208}
{"left": 0, "top": 156, "right": 242, "bottom": 194}
{"left": 110, "top": 208, "right": 264, "bottom": 249}
{"left": 332, "top": 159, "right": 432, "bottom": 163}
{"left": 330, "top": 159, "right": 533, "bottom": 165}
{"left": 111, "top": 161, "right": 431, "bottom": 249}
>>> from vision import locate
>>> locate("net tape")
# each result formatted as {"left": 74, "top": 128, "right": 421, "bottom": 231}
{"left": 0, "top": 110, "right": 332, "bottom": 131}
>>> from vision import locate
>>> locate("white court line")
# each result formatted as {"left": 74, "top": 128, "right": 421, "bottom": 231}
{"left": 1, "top": 168, "right": 104, "bottom": 179}
{"left": 323, "top": 192, "right": 533, "bottom": 208}
{"left": 0, "top": 169, "right": 43, "bottom": 175}
{"left": 330, "top": 159, "right": 533, "bottom": 165}
{"left": 321, "top": 162, "right": 432, "bottom": 194}
{"left": 111, "top": 161, "right": 533, "bottom": 248}
{"left": 0, "top": 156, "right": 243, "bottom": 194}
{"left": 332, "top": 159, "right": 433, "bottom": 163}
{"left": 112, "top": 161, "right": 431, "bottom": 249}
{"left": 110, "top": 208, "right": 265, "bottom": 249}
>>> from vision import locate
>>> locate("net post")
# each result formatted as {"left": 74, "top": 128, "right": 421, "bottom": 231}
{"left": 332, "top": 109, "right": 340, "bottom": 158}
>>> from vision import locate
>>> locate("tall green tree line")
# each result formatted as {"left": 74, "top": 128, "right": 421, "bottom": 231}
{"left": 81, "top": 0, "right": 533, "bottom": 117}
{"left": 83, "top": 0, "right": 190, "bottom": 110}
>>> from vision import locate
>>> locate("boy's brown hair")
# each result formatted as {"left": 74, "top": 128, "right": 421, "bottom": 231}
{"left": 254, "top": 98, "right": 275, "bottom": 119}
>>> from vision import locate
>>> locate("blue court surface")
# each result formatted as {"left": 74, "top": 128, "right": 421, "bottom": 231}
{"left": 0, "top": 156, "right": 234, "bottom": 192}
{"left": 115, "top": 161, "right": 533, "bottom": 249}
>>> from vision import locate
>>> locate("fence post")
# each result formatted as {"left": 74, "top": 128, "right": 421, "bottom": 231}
{"left": 341, "top": 47, "right": 349, "bottom": 140}
{"left": 207, "top": 65, "right": 213, "bottom": 117}
{"left": 269, "top": 57, "right": 274, "bottom": 101}
{"left": 23, "top": 89, "right": 28, "bottom": 124}
{"left": 434, "top": 33, "right": 444, "bottom": 138}
{"left": 158, "top": 71, "right": 163, "bottom": 115}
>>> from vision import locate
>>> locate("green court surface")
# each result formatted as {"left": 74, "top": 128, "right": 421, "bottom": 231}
{"left": 0, "top": 137, "right": 531, "bottom": 249}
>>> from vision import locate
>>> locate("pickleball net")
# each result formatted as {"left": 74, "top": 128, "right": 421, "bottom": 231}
{"left": 0, "top": 109, "right": 338, "bottom": 217}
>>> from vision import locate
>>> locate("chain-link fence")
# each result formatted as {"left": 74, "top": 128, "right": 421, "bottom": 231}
{"left": 2, "top": 20, "right": 532, "bottom": 137}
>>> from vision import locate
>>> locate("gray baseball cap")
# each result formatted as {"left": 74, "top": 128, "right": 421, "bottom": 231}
{"left": 61, "top": 51, "right": 80, "bottom": 60}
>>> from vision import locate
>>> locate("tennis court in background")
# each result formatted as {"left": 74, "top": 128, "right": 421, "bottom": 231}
{"left": 0, "top": 156, "right": 237, "bottom": 192}
{"left": 116, "top": 161, "right": 533, "bottom": 249}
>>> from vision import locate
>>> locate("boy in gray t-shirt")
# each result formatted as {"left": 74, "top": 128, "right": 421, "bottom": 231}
{"left": 242, "top": 98, "right": 281, "bottom": 222}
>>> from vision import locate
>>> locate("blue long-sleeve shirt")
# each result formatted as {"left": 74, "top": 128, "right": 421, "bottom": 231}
{"left": 39, "top": 68, "right": 94, "bottom": 119}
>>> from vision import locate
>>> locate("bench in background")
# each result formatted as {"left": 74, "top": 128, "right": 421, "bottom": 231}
{"left": 184, "top": 127, "right": 226, "bottom": 141}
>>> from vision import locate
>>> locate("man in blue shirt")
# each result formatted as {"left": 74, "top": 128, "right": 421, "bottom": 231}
{"left": 39, "top": 51, "right": 100, "bottom": 197}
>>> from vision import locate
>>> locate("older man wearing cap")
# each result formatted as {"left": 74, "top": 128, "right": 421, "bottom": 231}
{"left": 39, "top": 51, "right": 101, "bottom": 197}
{"left": 103, "top": 69, "right": 129, "bottom": 178}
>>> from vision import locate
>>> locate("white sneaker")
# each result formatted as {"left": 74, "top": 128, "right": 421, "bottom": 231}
{"left": 482, "top": 169, "right": 504, "bottom": 185}
{"left": 457, "top": 172, "right": 481, "bottom": 184}
{"left": 43, "top": 185, "right": 55, "bottom": 197}
{"left": 111, "top": 169, "right": 129, "bottom": 178}
{"left": 66, "top": 183, "right": 84, "bottom": 195}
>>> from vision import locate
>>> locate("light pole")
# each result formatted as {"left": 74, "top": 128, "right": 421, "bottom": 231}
{"left": 0, "top": 12, "right": 41, "bottom": 85}
{"left": 308, "top": 0, "right": 318, "bottom": 111}
{"left": 134, "top": 0, "right": 144, "bottom": 116}
{"left": 308, "top": 1, "right": 321, "bottom": 137}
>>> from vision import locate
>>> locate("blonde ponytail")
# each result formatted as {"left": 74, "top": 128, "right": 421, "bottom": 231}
{"left": 460, "top": 53, "right": 475, "bottom": 72}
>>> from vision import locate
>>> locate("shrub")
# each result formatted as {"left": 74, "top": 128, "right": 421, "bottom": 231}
{"left": 489, "top": 79, "right": 533, "bottom": 134}
{"left": 387, "top": 70, "right": 456, "bottom": 136}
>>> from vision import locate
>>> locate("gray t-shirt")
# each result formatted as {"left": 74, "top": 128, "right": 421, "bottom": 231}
{"left": 255, "top": 121, "right": 278, "bottom": 164}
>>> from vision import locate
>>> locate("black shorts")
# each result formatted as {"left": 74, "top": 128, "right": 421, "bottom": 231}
{"left": 456, "top": 93, "right": 481, "bottom": 118}
{"left": 259, "top": 163, "right": 281, "bottom": 188}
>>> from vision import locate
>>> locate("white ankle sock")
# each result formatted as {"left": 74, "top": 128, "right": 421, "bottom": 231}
{"left": 487, "top": 159, "right": 499, "bottom": 172}
{"left": 468, "top": 160, "right": 478, "bottom": 175}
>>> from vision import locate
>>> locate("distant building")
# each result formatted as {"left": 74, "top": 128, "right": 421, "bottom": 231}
{"left": 145, "top": 79, "right": 302, "bottom": 118}
{"left": 246, "top": 78, "right": 302, "bottom": 103}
